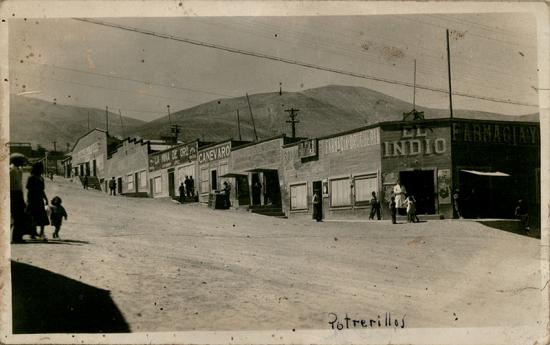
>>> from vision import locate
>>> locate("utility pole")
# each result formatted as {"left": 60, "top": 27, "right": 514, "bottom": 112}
{"left": 285, "top": 107, "right": 300, "bottom": 139}
{"left": 52, "top": 141, "right": 57, "bottom": 152}
{"left": 171, "top": 124, "right": 181, "bottom": 144}
{"left": 118, "top": 109, "right": 126, "bottom": 139}
{"left": 246, "top": 93, "right": 258, "bottom": 142}
{"left": 413, "top": 59, "right": 417, "bottom": 110}
{"left": 446, "top": 29, "right": 453, "bottom": 119}
{"left": 279, "top": 82, "right": 282, "bottom": 96}
{"left": 105, "top": 106, "right": 109, "bottom": 134}
{"left": 236, "top": 109, "right": 242, "bottom": 141}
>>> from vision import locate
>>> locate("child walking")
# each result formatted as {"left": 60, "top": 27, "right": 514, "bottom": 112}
{"left": 49, "top": 196, "right": 68, "bottom": 238}
{"left": 390, "top": 196, "right": 397, "bottom": 224}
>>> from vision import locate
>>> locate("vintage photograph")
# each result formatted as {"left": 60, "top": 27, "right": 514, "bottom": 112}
{"left": 3, "top": 4, "right": 546, "bottom": 341}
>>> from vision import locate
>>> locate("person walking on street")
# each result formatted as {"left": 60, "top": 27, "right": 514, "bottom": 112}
{"left": 109, "top": 177, "right": 117, "bottom": 195}
{"left": 369, "top": 191, "right": 381, "bottom": 220}
{"left": 83, "top": 175, "right": 88, "bottom": 189}
{"left": 49, "top": 196, "right": 68, "bottom": 239}
{"left": 10, "top": 154, "right": 28, "bottom": 243}
{"left": 312, "top": 191, "right": 322, "bottom": 222}
{"left": 26, "top": 162, "right": 50, "bottom": 240}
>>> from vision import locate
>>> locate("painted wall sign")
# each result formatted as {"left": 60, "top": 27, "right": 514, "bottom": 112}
{"left": 437, "top": 169, "right": 452, "bottom": 204}
{"left": 452, "top": 122, "right": 539, "bottom": 145}
{"left": 323, "top": 128, "right": 379, "bottom": 155}
{"left": 149, "top": 142, "right": 198, "bottom": 172}
{"left": 382, "top": 126, "right": 447, "bottom": 158}
{"left": 198, "top": 143, "right": 231, "bottom": 164}
{"left": 298, "top": 139, "right": 318, "bottom": 159}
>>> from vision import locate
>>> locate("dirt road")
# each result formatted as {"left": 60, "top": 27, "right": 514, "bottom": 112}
{"left": 10, "top": 177, "right": 543, "bottom": 333}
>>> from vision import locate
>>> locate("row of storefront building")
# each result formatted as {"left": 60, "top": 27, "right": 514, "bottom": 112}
{"left": 63, "top": 117, "right": 541, "bottom": 221}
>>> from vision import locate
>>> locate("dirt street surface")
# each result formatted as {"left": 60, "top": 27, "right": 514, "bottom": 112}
{"left": 10, "top": 178, "right": 543, "bottom": 332}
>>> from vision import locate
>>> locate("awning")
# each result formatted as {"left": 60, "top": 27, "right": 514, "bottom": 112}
{"left": 461, "top": 170, "right": 510, "bottom": 177}
{"left": 245, "top": 168, "right": 278, "bottom": 173}
{"left": 219, "top": 172, "right": 248, "bottom": 178}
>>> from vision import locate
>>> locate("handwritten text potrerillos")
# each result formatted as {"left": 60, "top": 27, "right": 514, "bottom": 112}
{"left": 328, "top": 313, "right": 405, "bottom": 330}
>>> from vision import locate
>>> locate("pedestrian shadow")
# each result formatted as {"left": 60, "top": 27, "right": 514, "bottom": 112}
{"left": 13, "top": 239, "right": 89, "bottom": 246}
{"left": 11, "top": 261, "right": 130, "bottom": 333}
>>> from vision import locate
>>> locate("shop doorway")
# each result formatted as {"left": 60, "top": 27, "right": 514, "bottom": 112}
{"left": 134, "top": 172, "right": 139, "bottom": 193}
{"left": 263, "top": 171, "right": 281, "bottom": 207}
{"left": 251, "top": 173, "right": 262, "bottom": 205}
{"left": 399, "top": 170, "right": 435, "bottom": 215}
{"left": 168, "top": 170, "right": 175, "bottom": 197}
{"left": 237, "top": 176, "right": 250, "bottom": 206}
{"left": 117, "top": 177, "right": 122, "bottom": 195}
{"left": 312, "top": 180, "right": 323, "bottom": 219}
{"left": 211, "top": 170, "right": 218, "bottom": 191}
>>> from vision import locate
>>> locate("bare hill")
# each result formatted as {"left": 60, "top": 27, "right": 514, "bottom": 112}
{"left": 130, "top": 85, "right": 539, "bottom": 142}
{"left": 10, "top": 95, "right": 146, "bottom": 150}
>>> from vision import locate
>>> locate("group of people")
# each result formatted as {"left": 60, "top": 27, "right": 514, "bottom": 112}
{"left": 10, "top": 154, "right": 68, "bottom": 243}
{"left": 178, "top": 175, "right": 196, "bottom": 203}
{"left": 390, "top": 180, "right": 419, "bottom": 224}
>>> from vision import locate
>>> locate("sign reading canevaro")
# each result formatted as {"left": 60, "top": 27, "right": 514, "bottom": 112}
{"left": 149, "top": 142, "right": 198, "bottom": 172}
{"left": 198, "top": 143, "right": 231, "bottom": 164}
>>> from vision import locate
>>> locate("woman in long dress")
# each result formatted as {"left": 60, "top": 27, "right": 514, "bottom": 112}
{"left": 26, "top": 162, "right": 49, "bottom": 239}
{"left": 393, "top": 180, "right": 407, "bottom": 214}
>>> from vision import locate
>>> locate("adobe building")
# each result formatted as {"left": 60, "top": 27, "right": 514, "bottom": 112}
{"left": 104, "top": 138, "right": 152, "bottom": 197}
{"left": 70, "top": 129, "right": 121, "bottom": 188}
{"left": 225, "top": 135, "right": 302, "bottom": 210}
{"left": 148, "top": 140, "right": 211, "bottom": 199}
{"left": 196, "top": 139, "right": 250, "bottom": 203}
{"left": 280, "top": 118, "right": 540, "bottom": 221}
{"left": 282, "top": 127, "right": 381, "bottom": 219}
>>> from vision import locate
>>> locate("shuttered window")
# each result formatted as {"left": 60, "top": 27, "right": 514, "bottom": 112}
{"left": 200, "top": 168, "right": 209, "bottom": 193}
{"left": 139, "top": 171, "right": 147, "bottom": 188}
{"left": 330, "top": 178, "right": 351, "bottom": 207}
{"left": 154, "top": 176, "right": 162, "bottom": 194}
{"left": 290, "top": 183, "right": 308, "bottom": 210}
{"left": 355, "top": 174, "right": 378, "bottom": 204}
{"left": 127, "top": 174, "right": 134, "bottom": 191}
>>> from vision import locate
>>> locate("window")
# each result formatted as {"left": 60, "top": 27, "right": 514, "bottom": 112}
{"left": 290, "top": 183, "right": 308, "bottom": 210}
{"left": 330, "top": 177, "right": 351, "bottom": 207}
{"left": 139, "top": 171, "right": 147, "bottom": 188}
{"left": 211, "top": 169, "right": 218, "bottom": 191}
{"left": 127, "top": 174, "right": 134, "bottom": 191}
{"left": 154, "top": 176, "right": 162, "bottom": 194}
{"left": 200, "top": 168, "right": 209, "bottom": 193}
{"left": 354, "top": 174, "right": 378, "bottom": 204}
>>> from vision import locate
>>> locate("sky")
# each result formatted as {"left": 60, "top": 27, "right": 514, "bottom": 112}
{"left": 8, "top": 12, "right": 539, "bottom": 121}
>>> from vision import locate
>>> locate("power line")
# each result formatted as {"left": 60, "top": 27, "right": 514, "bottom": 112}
{"left": 73, "top": 18, "right": 537, "bottom": 108}
{"left": 23, "top": 61, "right": 235, "bottom": 99}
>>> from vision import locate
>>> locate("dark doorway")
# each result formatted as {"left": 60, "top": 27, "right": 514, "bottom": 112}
{"left": 399, "top": 170, "right": 435, "bottom": 215}
{"left": 134, "top": 172, "right": 139, "bottom": 193}
{"left": 211, "top": 170, "right": 218, "bottom": 191}
{"left": 237, "top": 176, "right": 250, "bottom": 206}
{"left": 149, "top": 178, "right": 154, "bottom": 196}
{"left": 264, "top": 170, "right": 282, "bottom": 207}
{"left": 85, "top": 162, "right": 90, "bottom": 176}
{"left": 168, "top": 170, "right": 175, "bottom": 197}
{"left": 251, "top": 173, "right": 262, "bottom": 205}
{"left": 313, "top": 180, "right": 322, "bottom": 220}
{"left": 117, "top": 177, "right": 122, "bottom": 194}
{"left": 92, "top": 160, "right": 97, "bottom": 177}
{"left": 459, "top": 171, "right": 513, "bottom": 219}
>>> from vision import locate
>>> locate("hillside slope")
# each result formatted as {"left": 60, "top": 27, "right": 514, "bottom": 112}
{"left": 9, "top": 96, "right": 146, "bottom": 149}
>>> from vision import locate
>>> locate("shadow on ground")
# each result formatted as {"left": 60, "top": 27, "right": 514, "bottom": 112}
{"left": 476, "top": 219, "right": 540, "bottom": 239}
{"left": 11, "top": 261, "right": 130, "bottom": 333}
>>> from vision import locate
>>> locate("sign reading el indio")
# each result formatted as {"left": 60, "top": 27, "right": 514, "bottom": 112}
{"left": 382, "top": 127, "right": 447, "bottom": 158}
{"left": 198, "top": 143, "right": 231, "bottom": 164}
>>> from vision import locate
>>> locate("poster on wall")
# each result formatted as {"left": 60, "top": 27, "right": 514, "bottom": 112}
{"left": 437, "top": 169, "right": 452, "bottom": 204}
{"left": 322, "top": 179, "right": 329, "bottom": 197}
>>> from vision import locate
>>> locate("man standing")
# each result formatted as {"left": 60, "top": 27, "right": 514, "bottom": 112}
{"left": 83, "top": 175, "right": 88, "bottom": 189}
{"left": 312, "top": 190, "right": 322, "bottom": 222}
{"left": 10, "top": 154, "right": 27, "bottom": 243}
{"left": 369, "top": 191, "right": 381, "bottom": 220}
{"left": 222, "top": 181, "right": 231, "bottom": 209}
{"left": 188, "top": 176, "right": 195, "bottom": 198}
{"left": 179, "top": 182, "right": 186, "bottom": 203}
{"left": 109, "top": 177, "right": 117, "bottom": 195}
